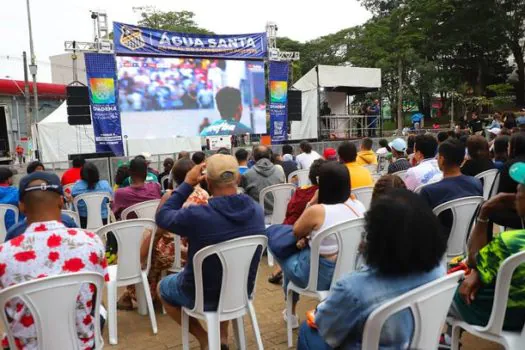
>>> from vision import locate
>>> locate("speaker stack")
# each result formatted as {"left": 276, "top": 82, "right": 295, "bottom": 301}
{"left": 287, "top": 90, "right": 302, "bottom": 121}
{"left": 66, "top": 85, "right": 91, "bottom": 125}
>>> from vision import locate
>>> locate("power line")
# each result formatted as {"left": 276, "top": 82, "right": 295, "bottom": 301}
{"left": 0, "top": 53, "right": 87, "bottom": 72}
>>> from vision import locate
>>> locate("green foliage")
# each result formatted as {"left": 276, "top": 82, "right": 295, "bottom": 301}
{"left": 138, "top": 10, "right": 213, "bottom": 34}
{"left": 487, "top": 84, "right": 515, "bottom": 96}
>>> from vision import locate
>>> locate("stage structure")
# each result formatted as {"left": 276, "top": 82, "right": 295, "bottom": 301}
{"left": 291, "top": 65, "right": 382, "bottom": 140}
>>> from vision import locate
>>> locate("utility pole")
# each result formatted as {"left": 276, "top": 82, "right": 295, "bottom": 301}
{"left": 22, "top": 52, "right": 31, "bottom": 139}
{"left": 26, "top": 0, "right": 38, "bottom": 137}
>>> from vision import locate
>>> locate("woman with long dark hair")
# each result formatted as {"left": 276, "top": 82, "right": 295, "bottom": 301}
{"left": 275, "top": 161, "right": 366, "bottom": 328}
{"left": 297, "top": 190, "right": 447, "bottom": 349}
{"left": 461, "top": 135, "right": 495, "bottom": 177}
{"left": 71, "top": 162, "right": 113, "bottom": 228}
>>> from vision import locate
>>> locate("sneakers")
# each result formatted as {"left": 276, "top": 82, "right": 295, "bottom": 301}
{"left": 282, "top": 309, "right": 299, "bottom": 329}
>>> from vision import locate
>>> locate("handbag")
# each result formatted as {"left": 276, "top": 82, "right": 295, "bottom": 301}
{"left": 266, "top": 224, "right": 300, "bottom": 260}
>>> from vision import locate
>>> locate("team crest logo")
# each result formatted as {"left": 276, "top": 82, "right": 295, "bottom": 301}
{"left": 120, "top": 26, "right": 145, "bottom": 51}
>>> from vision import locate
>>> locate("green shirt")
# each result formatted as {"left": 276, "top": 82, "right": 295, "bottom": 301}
{"left": 454, "top": 230, "right": 525, "bottom": 330}
{"left": 120, "top": 172, "right": 159, "bottom": 188}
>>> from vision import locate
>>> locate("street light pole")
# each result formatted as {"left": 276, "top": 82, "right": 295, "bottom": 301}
{"left": 26, "top": 0, "right": 38, "bottom": 138}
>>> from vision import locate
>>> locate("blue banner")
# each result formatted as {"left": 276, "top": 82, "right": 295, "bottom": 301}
{"left": 84, "top": 53, "right": 124, "bottom": 156}
{"left": 113, "top": 22, "right": 267, "bottom": 59}
{"left": 269, "top": 61, "right": 289, "bottom": 143}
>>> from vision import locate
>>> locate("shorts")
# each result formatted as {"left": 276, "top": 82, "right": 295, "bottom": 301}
{"left": 159, "top": 272, "right": 195, "bottom": 309}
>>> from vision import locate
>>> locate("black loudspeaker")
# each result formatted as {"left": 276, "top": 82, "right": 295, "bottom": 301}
{"left": 68, "top": 151, "right": 115, "bottom": 162}
{"left": 288, "top": 90, "right": 302, "bottom": 121}
{"left": 67, "top": 86, "right": 91, "bottom": 125}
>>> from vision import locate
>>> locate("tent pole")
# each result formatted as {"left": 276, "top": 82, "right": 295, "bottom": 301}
{"left": 316, "top": 65, "right": 321, "bottom": 141}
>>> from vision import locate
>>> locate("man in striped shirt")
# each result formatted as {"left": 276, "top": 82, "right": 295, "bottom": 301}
{"left": 387, "top": 138, "right": 411, "bottom": 174}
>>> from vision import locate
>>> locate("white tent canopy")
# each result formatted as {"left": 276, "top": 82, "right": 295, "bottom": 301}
{"left": 37, "top": 102, "right": 96, "bottom": 164}
{"left": 291, "top": 65, "right": 381, "bottom": 140}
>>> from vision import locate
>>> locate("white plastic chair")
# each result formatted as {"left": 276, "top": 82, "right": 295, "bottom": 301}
{"left": 121, "top": 199, "right": 161, "bottom": 220}
{"left": 73, "top": 192, "right": 112, "bottom": 230}
{"left": 160, "top": 175, "right": 170, "bottom": 191}
{"left": 449, "top": 250, "right": 525, "bottom": 350}
{"left": 433, "top": 196, "right": 484, "bottom": 259}
{"left": 287, "top": 169, "right": 310, "bottom": 187}
{"left": 475, "top": 169, "right": 499, "bottom": 200}
{"left": 364, "top": 164, "right": 378, "bottom": 174}
{"left": 361, "top": 271, "right": 465, "bottom": 349}
{"left": 0, "top": 272, "right": 105, "bottom": 350}
{"left": 393, "top": 170, "right": 408, "bottom": 181}
{"left": 414, "top": 184, "right": 427, "bottom": 194}
{"left": 96, "top": 219, "right": 158, "bottom": 345}
{"left": 286, "top": 218, "right": 366, "bottom": 347}
{"left": 352, "top": 186, "right": 374, "bottom": 211}
{"left": 0, "top": 204, "right": 18, "bottom": 242}
{"left": 181, "top": 235, "right": 267, "bottom": 350}
{"left": 61, "top": 210, "right": 80, "bottom": 227}
{"left": 259, "top": 184, "right": 296, "bottom": 267}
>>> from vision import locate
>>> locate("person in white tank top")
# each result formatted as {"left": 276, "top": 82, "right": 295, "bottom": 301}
{"left": 273, "top": 162, "right": 366, "bottom": 327}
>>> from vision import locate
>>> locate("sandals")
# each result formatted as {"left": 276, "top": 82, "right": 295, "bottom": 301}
{"left": 268, "top": 271, "right": 283, "bottom": 285}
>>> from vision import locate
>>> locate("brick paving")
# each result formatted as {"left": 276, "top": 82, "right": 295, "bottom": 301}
{"left": 101, "top": 257, "right": 503, "bottom": 350}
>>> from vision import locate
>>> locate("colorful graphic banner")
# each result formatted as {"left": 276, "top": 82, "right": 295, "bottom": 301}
{"left": 269, "top": 61, "right": 289, "bottom": 143}
{"left": 84, "top": 53, "right": 124, "bottom": 156}
{"left": 113, "top": 22, "right": 267, "bottom": 59}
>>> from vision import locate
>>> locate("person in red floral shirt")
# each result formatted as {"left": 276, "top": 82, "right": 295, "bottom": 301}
{"left": 0, "top": 172, "right": 108, "bottom": 350}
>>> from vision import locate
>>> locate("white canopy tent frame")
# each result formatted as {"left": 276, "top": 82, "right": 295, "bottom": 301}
{"left": 291, "top": 65, "right": 382, "bottom": 140}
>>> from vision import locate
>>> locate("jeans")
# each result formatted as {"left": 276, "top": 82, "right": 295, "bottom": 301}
{"left": 275, "top": 248, "right": 336, "bottom": 304}
{"left": 297, "top": 322, "right": 333, "bottom": 350}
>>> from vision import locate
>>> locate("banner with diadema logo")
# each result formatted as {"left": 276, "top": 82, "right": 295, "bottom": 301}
{"left": 113, "top": 22, "right": 267, "bottom": 59}
{"left": 269, "top": 61, "right": 289, "bottom": 143}
{"left": 84, "top": 53, "right": 124, "bottom": 156}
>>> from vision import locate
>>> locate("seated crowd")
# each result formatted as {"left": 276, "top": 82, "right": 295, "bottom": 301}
{"left": 0, "top": 130, "right": 524, "bottom": 350}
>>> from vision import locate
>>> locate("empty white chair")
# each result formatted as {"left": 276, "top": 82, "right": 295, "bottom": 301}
{"left": 121, "top": 199, "right": 161, "bottom": 220}
{"left": 0, "top": 272, "right": 105, "bottom": 350}
{"left": 433, "top": 196, "right": 484, "bottom": 259}
{"left": 361, "top": 271, "right": 464, "bottom": 349}
{"left": 61, "top": 210, "right": 80, "bottom": 227}
{"left": 475, "top": 169, "right": 499, "bottom": 200}
{"left": 181, "top": 236, "right": 267, "bottom": 350}
{"left": 259, "top": 183, "right": 296, "bottom": 266}
{"left": 286, "top": 218, "right": 366, "bottom": 347}
{"left": 0, "top": 204, "right": 18, "bottom": 242}
{"left": 449, "top": 250, "right": 525, "bottom": 350}
{"left": 287, "top": 169, "right": 310, "bottom": 187}
{"left": 352, "top": 186, "right": 374, "bottom": 211}
{"left": 73, "top": 192, "right": 112, "bottom": 230}
{"left": 96, "top": 219, "right": 158, "bottom": 345}
{"left": 393, "top": 170, "right": 408, "bottom": 181}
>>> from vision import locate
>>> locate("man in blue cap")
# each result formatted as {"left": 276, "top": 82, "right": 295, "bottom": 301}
{"left": 449, "top": 161, "right": 525, "bottom": 331}
{"left": 0, "top": 171, "right": 107, "bottom": 348}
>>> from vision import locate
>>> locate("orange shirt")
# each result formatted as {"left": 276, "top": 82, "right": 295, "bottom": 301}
{"left": 345, "top": 162, "right": 374, "bottom": 189}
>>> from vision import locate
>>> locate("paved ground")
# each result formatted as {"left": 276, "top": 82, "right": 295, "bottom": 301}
{"left": 102, "top": 257, "right": 502, "bottom": 350}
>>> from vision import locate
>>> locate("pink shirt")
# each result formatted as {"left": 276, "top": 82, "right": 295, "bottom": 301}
{"left": 112, "top": 182, "right": 162, "bottom": 219}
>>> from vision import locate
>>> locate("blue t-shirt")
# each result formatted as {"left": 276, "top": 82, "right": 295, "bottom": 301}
{"left": 5, "top": 214, "right": 78, "bottom": 242}
{"left": 71, "top": 180, "right": 113, "bottom": 218}
{"left": 239, "top": 166, "right": 249, "bottom": 175}
{"left": 420, "top": 175, "right": 483, "bottom": 209}
{"left": 420, "top": 175, "right": 483, "bottom": 235}
{"left": 200, "top": 119, "right": 253, "bottom": 136}
{"left": 0, "top": 186, "right": 25, "bottom": 230}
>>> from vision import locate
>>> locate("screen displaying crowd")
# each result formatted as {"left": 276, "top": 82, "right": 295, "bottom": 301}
{"left": 116, "top": 56, "right": 266, "bottom": 138}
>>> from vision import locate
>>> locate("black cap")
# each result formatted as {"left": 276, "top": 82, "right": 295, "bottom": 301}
{"left": 0, "top": 167, "right": 13, "bottom": 182}
{"left": 19, "top": 172, "right": 63, "bottom": 199}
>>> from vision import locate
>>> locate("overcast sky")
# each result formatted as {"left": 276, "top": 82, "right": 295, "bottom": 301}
{"left": 0, "top": 0, "right": 370, "bottom": 82}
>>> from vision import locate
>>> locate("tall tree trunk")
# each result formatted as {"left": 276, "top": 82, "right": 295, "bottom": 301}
{"left": 397, "top": 59, "right": 404, "bottom": 130}
{"left": 510, "top": 41, "right": 525, "bottom": 107}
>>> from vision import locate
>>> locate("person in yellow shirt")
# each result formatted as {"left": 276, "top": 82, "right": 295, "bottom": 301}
{"left": 338, "top": 142, "right": 374, "bottom": 189}
{"left": 356, "top": 138, "right": 378, "bottom": 166}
